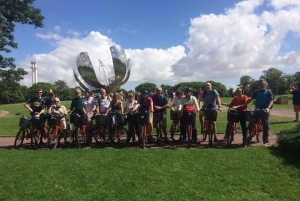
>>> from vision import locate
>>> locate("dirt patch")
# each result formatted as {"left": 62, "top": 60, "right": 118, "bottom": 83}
{"left": 0, "top": 111, "right": 9, "bottom": 117}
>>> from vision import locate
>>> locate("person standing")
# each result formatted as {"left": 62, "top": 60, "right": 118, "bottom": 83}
{"left": 290, "top": 83, "right": 300, "bottom": 122}
{"left": 245, "top": 79, "right": 274, "bottom": 146}
{"left": 199, "top": 82, "right": 222, "bottom": 141}
{"left": 45, "top": 92, "right": 55, "bottom": 110}
{"left": 198, "top": 88, "right": 203, "bottom": 100}
{"left": 96, "top": 88, "right": 111, "bottom": 115}
{"left": 153, "top": 87, "right": 169, "bottom": 143}
{"left": 82, "top": 90, "right": 96, "bottom": 131}
{"left": 228, "top": 88, "right": 248, "bottom": 147}
{"left": 67, "top": 89, "right": 85, "bottom": 115}
{"left": 178, "top": 87, "right": 200, "bottom": 143}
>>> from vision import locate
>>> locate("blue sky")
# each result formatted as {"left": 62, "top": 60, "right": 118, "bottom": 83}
{"left": 7, "top": 0, "right": 300, "bottom": 91}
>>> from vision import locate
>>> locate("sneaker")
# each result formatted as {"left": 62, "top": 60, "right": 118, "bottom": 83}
{"left": 263, "top": 143, "right": 269, "bottom": 147}
{"left": 293, "top": 119, "right": 299, "bottom": 122}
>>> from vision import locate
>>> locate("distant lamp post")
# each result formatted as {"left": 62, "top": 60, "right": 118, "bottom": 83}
{"left": 30, "top": 59, "right": 38, "bottom": 85}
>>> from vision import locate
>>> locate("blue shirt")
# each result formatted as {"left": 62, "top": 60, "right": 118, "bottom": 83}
{"left": 291, "top": 89, "right": 300, "bottom": 105}
{"left": 152, "top": 95, "right": 168, "bottom": 113}
{"left": 252, "top": 89, "right": 273, "bottom": 109}
{"left": 200, "top": 89, "right": 219, "bottom": 108}
{"left": 45, "top": 98, "right": 55, "bottom": 110}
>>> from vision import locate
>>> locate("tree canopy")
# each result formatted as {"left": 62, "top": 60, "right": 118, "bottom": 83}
{"left": 0, "top": 0, "right": 44, "bottom": 68}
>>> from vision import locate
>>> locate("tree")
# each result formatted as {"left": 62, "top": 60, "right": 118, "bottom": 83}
{"left": 53, "top": 80, "right": 69, "bottom": 99}
{"left": 0, "top": 67, "right": 28, "bottom": 90}
{"left": 135, "top": 82, "right": 156, "bottom": 93}
{"left": 260, "top": 67, "right": 283, "bottom": 95}
{"left": 238, "top": 75, "right": 255, "bottom": 95}
{"left": 293, "top": 72, "right": 300, "bottom": 84}
{"left": 0, "top": 0, "right": 44, "bottom": 68}
{"left": 28, "top": 82, "right": 53, "bottom": 98}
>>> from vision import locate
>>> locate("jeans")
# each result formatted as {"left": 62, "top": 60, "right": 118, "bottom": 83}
{"left": 260, "top": 111, "right": 270, "bottom": 143}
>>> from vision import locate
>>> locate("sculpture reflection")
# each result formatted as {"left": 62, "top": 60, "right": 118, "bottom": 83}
{"left": 73, "top": 45, "right": 131, "bottom": 93}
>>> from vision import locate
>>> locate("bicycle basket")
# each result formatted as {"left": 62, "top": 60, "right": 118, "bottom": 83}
{"left": 182, "top": 112, "right": 196, "bottom": 123}
{"left": 137, "top": 113, "right": 149, "bottom": 124}
{"left": 246, "top": 111, "right": 260, "bottom": 123}
{"left": 127, "top": 113, "right": 137, "bottom": 123}
{"left": 19, "top": 117, "right": 31, "bottom": 129}
{"left": 204, "top": 110, "right": 217, "bottom": 121}
{"left": 95, "top": 115, "right": 111, "bottom": 125}
{"left": 154, "top": 112, "right": 165, "bottom": 122}
{"left": 72, "top": 113, "right": 84, "bottom": 126}
{"left": 170, "top": 110, "right": 181, "bottom": 120}
{"left": 47, "top": 115, "right": 59, "bottom": 126}
{"left": 31, "top": 115, "right": 43, "bottom": 127}
{"left": 117, "top": 114, "right": 127, "bottom": 125}
{"left": 227, "top": 110, "right": 240, "bottom": 122}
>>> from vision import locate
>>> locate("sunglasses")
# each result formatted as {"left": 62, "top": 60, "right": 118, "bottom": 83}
{"left": 55, "top": 101, "right": 59, "bottom": 103}
{"left": 37, "top": 92, "right": 43, "bottom": 94}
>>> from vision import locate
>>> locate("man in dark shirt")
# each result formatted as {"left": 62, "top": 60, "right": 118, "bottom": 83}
{"left": 153, "top": 87, "right": 169, "bottom": 143}
{"left": 290, "top": 83, "right": 300, "bottom": 122}
{"left": 67, "top": 89, "right": 84, "bottom": 115}
{"left": 24, "top": 88, "right": 46, "bottom": 116}
{"left": 45, "top": 92, "right": 55, "bottom": 110}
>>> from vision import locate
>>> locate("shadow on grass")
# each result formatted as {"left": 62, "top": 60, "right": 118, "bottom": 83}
{"left": 270, "top": 121, "right": 296, "bottom": 124}
{"left": 269, "top": 123, "right": 300, "bottom": 169}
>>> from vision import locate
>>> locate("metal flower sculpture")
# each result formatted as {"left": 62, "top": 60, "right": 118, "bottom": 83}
{"left": 73, "top": 45, "right": 131, "bottom": 93}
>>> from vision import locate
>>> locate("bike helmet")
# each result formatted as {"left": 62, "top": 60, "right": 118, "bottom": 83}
{"left": 141, "top": 90, "right": 148, "bottom": 95}
{"left": 185, "top": 87, "right": 192, "bottom": 93}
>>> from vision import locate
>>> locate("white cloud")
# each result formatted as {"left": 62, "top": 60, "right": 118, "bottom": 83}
{"left": 171, "top": 0, "right": 300, "bottom": 85}
{"left": 54, "top": 26, "right": 60, "bottom": 32}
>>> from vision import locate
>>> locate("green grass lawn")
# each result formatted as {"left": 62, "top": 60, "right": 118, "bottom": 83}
{"left": 0, "top": 148, "right": 299, "bottom": 201}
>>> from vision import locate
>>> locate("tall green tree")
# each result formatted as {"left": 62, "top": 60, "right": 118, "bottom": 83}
{"left": 0, "top": 0, "right": 44, "bottom": 68}
{"left": 238, "top": 75, "right": 255, "bottom": 95}
{"left": 53, "top": 80, "right": 69, "bottom": 99}
{"left": 260, "top": 67, "right": 283, "bottom": 95}
{"left": 293, "top": 72, "right": 300, "bottom": 84}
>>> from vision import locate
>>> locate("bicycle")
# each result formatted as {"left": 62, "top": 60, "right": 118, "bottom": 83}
{"left": 246, "top": 108, "right": 264, "bottom": 146}
{"left": 170, "top": 110, "right": 182, "bottom": 142}
{"left": 91, "top": 114, "right": 111, "bottom": 148}
{"left": 154, "top": 112, "right": 165, "bottom": 144}
{"left": 127, "top": 112, "right": 138, "bottom": 145}
{"left": 110, "top": 111, "right": 129, "bottom": 149}
{"left": 30, "top": 114, "right": 48, "bottom": 149}
{"left": 201, "top": 107, "right": 219, "bottom": 147}
{"left": 71, "top": 113, "right": 88, "bottom": 148}
{"left": 14, "top": 113, "right": 32, "bottom": 149}
{"left": 225, "top": 109, "right": 239, "bottom": 148}
{"left": 47, "top": 114, "right": 68, "bottom": 149}
{"left": 136, "top": 111, "right": 150, "bottom": 149}
{"left": 182, "top": 110, "right": 196, "bottom": 148}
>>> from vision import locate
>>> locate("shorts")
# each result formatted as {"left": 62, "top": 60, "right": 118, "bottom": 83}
{"left": 294, "top": 105, "right": 300, "bottom": 113}
{"left": 60, "top": 118, "right": 67, "bottom": 130}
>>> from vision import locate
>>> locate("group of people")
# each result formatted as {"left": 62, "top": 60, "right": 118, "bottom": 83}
{"left": 24, "top": 78, "right": 275, "bottom": 147}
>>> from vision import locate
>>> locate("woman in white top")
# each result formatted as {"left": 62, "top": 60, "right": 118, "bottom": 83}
{"left": 82, "top": 90, "right": 96, "bottom": 131}
{"left": 171, "top": 90, "right": 183, "bottom": 111}
{"left": 124, "top": 93, "right": 138, "bottom": 143}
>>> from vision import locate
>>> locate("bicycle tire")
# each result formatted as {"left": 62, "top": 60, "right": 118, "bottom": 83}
{"left": 14, "top": 128, "right": 25, "bottom": 149}
{"left": 202, "top": 124, "right": 207, "bottom": 141}
{"left": 208, "top": 122, "right": 213, "bottom": 147}
{"left": 47, "top": 127, "right": 59, "bottom": 149}
{"left": 171, "top": 122, "right": 181, "bottom": 142}
{"left": 111, "top": 126, "right": 129, "bottom": 149}
{"left": 156, "top": 122, "right": 162, "bottom": 145}
{"left": 76, "top": 127, "right": 86, "bottom": 148}
{"left": 247, "top": 124, "right": 256, "bottom": 146}
{"left": 93, "top": 126, "right": 106, "bottom": 148}
{"left": 226, "top": 122, "right": 234, "bottom": 148}
{"left": 141, "top": 125, "right": 145, "bottom": 149}
{"left": 31, "top": 129, "right": 41, "bottom": 150}
{"left": 187, "top": 124, "right": 191, "bottom": 148}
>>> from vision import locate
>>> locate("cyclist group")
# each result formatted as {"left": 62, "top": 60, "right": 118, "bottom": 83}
{"left": 22, "top": 78, "right": 274, "bottom": 148}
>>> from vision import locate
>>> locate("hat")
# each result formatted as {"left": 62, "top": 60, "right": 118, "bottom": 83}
{"left": 49, "top": 92, "right": 54, "bottom": 96}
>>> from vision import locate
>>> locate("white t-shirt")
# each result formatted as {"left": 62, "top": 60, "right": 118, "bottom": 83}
{"left": 125, "top": 100, "right": 137, "bottom": 113}
{"left": 98, "top": 96, "right": 111, "bottom": 113}
{"left": 82, "top": 97, "right": 95, "bottom": 112}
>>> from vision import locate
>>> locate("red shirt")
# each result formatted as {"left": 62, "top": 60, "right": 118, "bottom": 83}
{"left": 229, "top": 95, "right": 248, "bottom": 112}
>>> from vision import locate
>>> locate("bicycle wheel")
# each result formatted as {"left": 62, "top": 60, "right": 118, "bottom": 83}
{"left": 47, "top": 127, "right": 59, "bottom": 149}
{"left": 226, "top": 122, "right": 234, "bottom": 148}
{"left": 187, "top": 124, "right": 192, "bottom": 148}
{"left": 31, "top": 129, "right": 41, "bottom": 149}
{"left": 247, "top": 124, "right": 256, "bottom": 146}
{"left": 141, "top": 125, "right": 145, "bottom": 149}
{"left": 93, "top": 126, "right": 106, "bottom": 148}
{"left": 202, "top": 122, "right": 207, "bottom": 141}
{"left": 171, "top": 121, "right": 181, "bottom": 142}
{"left": 76, "top": 127, "right": 86, "bottom": 148}
{"left": 156, "top": 123, "right": 162, "bottom": 145}
{"left": 111, "top": 126, "right": 129, "bottom": 149}
{"left": 14, "top": 128, "right": 25, "bottom": 149}
{"left": 208, "top": 122, "right": 213, "bottom": 147}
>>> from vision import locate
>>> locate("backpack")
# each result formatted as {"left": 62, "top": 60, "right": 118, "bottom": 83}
{"left": 184, "top": 104, "right": 195, "bottom": 114}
